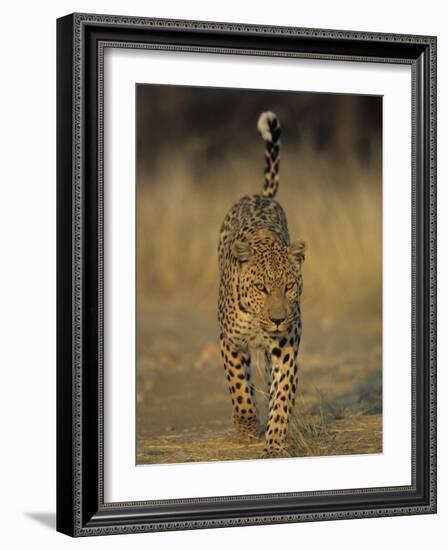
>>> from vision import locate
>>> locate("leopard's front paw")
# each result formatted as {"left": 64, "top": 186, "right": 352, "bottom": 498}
{"left": 234, "top": 415, "right": 262, "bottom": 442}
{"left": 262, "top": 444, "right": 290, "bottom": 459}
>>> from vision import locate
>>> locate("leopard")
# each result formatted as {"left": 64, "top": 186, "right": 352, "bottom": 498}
{"left": 218, "top": 111, "right": 307, "bottom": 458}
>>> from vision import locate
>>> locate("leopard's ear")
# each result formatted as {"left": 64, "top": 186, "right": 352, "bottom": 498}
{"left": 231, "top": 240, "right": 253, "bottom": 263}
{"left": 288, "top": 240, "right": 307, "bottom": 268}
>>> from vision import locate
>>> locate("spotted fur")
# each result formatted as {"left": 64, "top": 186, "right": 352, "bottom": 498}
{"left": 218, "top": 112, "right": 307, "bottom": 458}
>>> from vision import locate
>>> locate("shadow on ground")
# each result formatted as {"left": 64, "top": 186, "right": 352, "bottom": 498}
{"left": 25, "top": 512, "right": 56, "bottom": 530}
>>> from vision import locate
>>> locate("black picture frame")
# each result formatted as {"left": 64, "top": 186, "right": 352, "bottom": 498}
{"left": 56, "top": 13, "right": 437, "bottom": 537}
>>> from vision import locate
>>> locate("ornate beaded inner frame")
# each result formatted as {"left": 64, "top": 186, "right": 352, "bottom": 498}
{"left": 57, "top": 13, "right": 437, "bottom": 537}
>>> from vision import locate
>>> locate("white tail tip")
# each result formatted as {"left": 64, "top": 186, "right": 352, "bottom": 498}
{"left": 257, "top": 111, "right": 279, "bottom": 142}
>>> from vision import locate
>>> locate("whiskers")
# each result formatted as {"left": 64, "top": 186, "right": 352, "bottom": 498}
{"left": 260, "top": 313, "right": 298, "bottom": 334}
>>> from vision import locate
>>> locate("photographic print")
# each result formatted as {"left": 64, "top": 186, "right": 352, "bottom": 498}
{"left": 136, "top": 84, "right": 383, "bottom": 465}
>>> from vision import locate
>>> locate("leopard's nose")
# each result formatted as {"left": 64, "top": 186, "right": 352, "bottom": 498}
{"left": 270, "top": 315, "right": 285, "bottom": 326}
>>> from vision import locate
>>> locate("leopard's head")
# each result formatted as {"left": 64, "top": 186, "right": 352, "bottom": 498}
{"left": 232, "top": 235, "right": 306, "bottom": 334}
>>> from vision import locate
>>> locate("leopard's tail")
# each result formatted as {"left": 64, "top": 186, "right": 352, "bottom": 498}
{"left": 257, "top": 111, "right": 280, "bottom": 198}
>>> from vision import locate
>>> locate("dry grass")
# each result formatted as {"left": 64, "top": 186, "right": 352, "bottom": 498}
{"left": 249, "top": 345, "right": 381, "bottom": 458}
{"left": 136, "top": 415, "right": 382, "bottom": 464}
{"left": 137, "top": 143, "right": 381, "bottom": 321}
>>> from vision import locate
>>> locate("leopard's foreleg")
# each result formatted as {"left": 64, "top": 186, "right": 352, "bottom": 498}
{"left": 263, "top": 328, "right": 301, "bottom": 457}
{"left": 220, "top": 336, "right": 261, "bottom": 441}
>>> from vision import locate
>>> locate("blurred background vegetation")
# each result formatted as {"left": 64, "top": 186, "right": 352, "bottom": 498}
{"left": 136, "top": 84, "right": 383, "bottom": 464}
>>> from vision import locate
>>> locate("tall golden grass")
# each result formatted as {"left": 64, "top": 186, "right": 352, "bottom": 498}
{"left": 137, "top": 142, "right": 381, "bottom": 322}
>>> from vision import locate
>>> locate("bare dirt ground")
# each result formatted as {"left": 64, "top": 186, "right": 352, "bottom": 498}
{"left": 136, "top": 302, "right": 382, "bottom": 465}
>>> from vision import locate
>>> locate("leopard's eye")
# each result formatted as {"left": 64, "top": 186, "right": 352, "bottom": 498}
{"left": 285, "top": 281, "right": 295, "bottom": 291}
{"left": 255, "top": 282, "right": 267, "bottom": 292}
